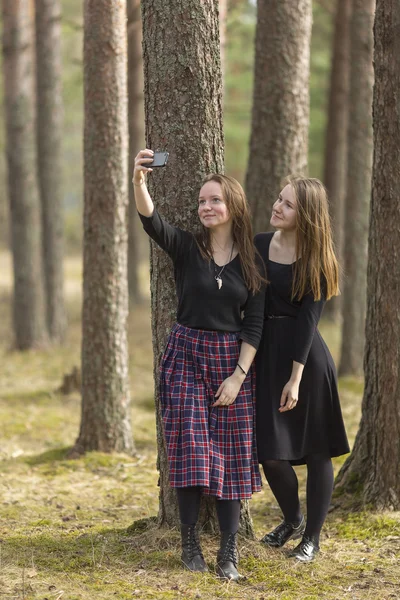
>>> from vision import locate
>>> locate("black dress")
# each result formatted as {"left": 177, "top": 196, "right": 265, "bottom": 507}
{"left": 255, "top": 232, "right": 350, "bottom": 465}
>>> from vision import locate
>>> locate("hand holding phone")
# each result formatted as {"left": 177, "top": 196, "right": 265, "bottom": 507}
{"left": 146, "top": 151, "right": 169, "bottom": 168}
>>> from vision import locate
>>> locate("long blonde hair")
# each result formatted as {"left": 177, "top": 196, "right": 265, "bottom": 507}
{"left": 286, "top": 176, "right": 339, "bottom": 301}
{"left": 196, "top": 174, "right": 265, "bottom": 293}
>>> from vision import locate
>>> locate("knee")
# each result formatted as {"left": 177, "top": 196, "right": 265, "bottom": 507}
{"left": 306, "top": 453, "right": 332, "bottom": 468}
{"left": 262, "top": 459, "right": 283, "bottom": 475}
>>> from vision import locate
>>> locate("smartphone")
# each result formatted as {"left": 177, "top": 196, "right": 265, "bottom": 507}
{"left": 147, "top": 151, "right": 169, "bottom": 168}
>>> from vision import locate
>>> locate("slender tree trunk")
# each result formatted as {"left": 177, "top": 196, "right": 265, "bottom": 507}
{"left": 245, "top": 0, "right": 312, "bottom": 232}
{"left": 35, "top": 0, "right": 66, "bottom": 342}
{"left": 335, "top": 0, "right": 400, "bottom": 509}
{"left": 75, "top": 0, "right": 134, "bottom": 455}
{"left": 141, "top": 0, "right": 254, "bottom": 535}
{"left": 323, "top": 0, "right": 352, "bottom": 323}
{"left": 127, "top": 0, "right": 144, "bottom": 306}
{"left": 338, "top": 0, "right": 374, "bottom": 377}
{"left": 2, "top": 0, "right": 47, "bottom": 350}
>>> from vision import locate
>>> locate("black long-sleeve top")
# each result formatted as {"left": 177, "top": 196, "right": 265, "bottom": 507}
{"left": 255, "top": 232, "right": 326, "bottom": 364}
{"left": 139, "top": 209, "right": 265, "bottom": 350}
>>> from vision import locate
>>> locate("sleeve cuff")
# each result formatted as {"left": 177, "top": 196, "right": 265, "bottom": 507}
{"left": 239, "top": 333, "right": 259, "bottom": 351}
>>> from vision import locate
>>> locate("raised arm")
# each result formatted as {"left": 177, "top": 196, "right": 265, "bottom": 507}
{"left": 132, "top": 149, "right": 191, "bottom": 262}
{"left": 132, "top": 149, "right": 155, "bottom": 217}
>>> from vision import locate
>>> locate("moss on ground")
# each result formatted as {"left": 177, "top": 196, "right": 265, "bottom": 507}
{"left": 336, "top": 512, "right": 400, "bottom": 540}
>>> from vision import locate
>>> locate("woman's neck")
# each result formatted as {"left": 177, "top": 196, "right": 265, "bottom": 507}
{"left": 276, "top": 228, "right": 297, "bottom": 249}
{"left": 211, "top": 226, "right": 234, "bottom": 252}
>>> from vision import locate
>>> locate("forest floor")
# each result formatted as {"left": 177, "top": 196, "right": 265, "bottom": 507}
{"left": 0, "top": 251, "right": 399, "bottom": 600}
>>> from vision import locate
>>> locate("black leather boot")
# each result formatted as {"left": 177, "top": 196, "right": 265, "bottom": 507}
{"left": 216, "top": 531, "right": 242, "bottom": 581}
{"left": 180, "top": 524, "right": 208, "bottom": 572}
{"left": 287, "top": 535, "right": 319, "bottom": 562}
{"left": 260, "top": 516, "right": 305, "bottom": 548}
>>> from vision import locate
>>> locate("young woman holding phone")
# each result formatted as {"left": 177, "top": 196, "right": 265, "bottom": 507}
{"left": 133, "top": 149, "right": 265, "bottom": 580}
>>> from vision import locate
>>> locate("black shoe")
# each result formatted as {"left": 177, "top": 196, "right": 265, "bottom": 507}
{"left": 288, "top": 535, "right": 319, "bottom": 562}
{"left": 180, "top": 524, "right": 208, "bottom": 572}
{"left": 260, "top": 516, "right": 305, "bottom": 548}
{"left": 216, "top": 531, "right": 243, "bottom": 581}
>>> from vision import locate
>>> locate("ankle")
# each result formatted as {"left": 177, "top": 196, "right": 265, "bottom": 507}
{"left": 303, "top": 532, "right": 320, "bottom": 547}
{"left": 285, "top": 514, "right": 304, "bottom": 528}
{"left": 291, "top": 515, "right": 305, "bottom": 528}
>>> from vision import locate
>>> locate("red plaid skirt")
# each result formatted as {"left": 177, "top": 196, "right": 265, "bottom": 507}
{"left": 159, "top": 323, "right": 262, "bottom": 500}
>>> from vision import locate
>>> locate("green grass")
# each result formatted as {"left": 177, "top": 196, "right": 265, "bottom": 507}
{"left": 0, "top": 251, "right": 399, "bottom": 599}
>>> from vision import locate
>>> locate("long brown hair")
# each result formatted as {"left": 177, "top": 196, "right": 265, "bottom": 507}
{"left": 196, "top": 174, "right": 264, "bottom": 293}
{"left": 286, "top": 176, "right": 339, "bottom": 301}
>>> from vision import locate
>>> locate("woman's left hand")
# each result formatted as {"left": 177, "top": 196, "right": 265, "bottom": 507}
{"left": 212, "top": 374, "right": 243, "bottom": 407}
{"left": 279, "top": 380, "right": 300, "bottom": 412}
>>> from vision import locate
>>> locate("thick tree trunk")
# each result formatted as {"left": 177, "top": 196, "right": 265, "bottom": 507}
{"left": 127, "top": 0, "right": 144, "bottom": 306}
{"left": 2, "top": 0, "right": 47, "bottom": 350}
{"left": 75, "top": 0, "right": 134, "bottom": 455}
{"left": 35, "top": 0, "right": 66, "bottom": 342}
{"left": 335, "top": 0, "right": 400, "bottom": 509}
{"left": 141, "top": 0, "right": 254, "bottom": 535}
{"left": 338, "top": 0, "right": 374, "bottom": 377}
{"left": 322, "top": 0, "right": 352, "bottom": 323}
{"left": 219, "top": 0, "right": 228, "bottom": 80}
{"left": 245, "top": 0, "right": 312, "bottom": 232}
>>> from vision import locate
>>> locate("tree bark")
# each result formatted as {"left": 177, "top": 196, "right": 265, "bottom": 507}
{"left": 322, "top": 0, "right": 352, "bottom": 323}
{"left": 75, "top": 0, "right": 134, "bottom": 455}
{"left": 35, "top": 0, "right": 66, "bottom": 342}
{"left": 335, "top": 0, "right": 400, "bottom": 509}
{"left": 141, "top": 0, "right": 254, "bottom": 535}
{"left": 2, "top": 0, "right": 48, "bottom": 350}
{"left": 127, "top": 0, "right": 145, "bottom": 306}
{"left": 338, "top": 0, "right": 374, "bottom": 377}
{"left": 245, "top": 0, "right": 312, "bottom": 232}
{"left": 219, "top": 0, "right": 228, "bottom": 80}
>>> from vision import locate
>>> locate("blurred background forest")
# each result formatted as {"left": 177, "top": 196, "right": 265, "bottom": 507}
{"left": 0, "top": 0, "right": 332, "bottom": 255}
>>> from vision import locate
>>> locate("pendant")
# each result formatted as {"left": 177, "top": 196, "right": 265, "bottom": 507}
{"left": 216, "top": 276, "right": 222, "bottom": 290}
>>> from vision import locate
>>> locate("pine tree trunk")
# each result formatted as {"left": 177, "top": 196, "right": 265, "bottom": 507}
{"left": 141, "top": 0, "right": 254, "bottom": 535}
{"left": 2, "top": 0, "right": 48, "bottom": 350}
{"left": 219, "top": 0, "right": 228, "bottom": 80}
{"left": 335, "top": 0, "right": 400, "bottom": 509}
{"left": 338, "top": 0, "right": 374, "bottom": 377}
{"left": 245, "top": 0, "right": 312, "bottom": 232}
{"left": 322, "top": 0, "right": 352, "bottom": 323}
{"left": 75, "top": 0, "right": 134, "bottom": 455}
{"left": 127, "top": 0, "right": 145, "bottom": 306}
{"left": 35, "top": 0, "right": 66, "bottom": 342}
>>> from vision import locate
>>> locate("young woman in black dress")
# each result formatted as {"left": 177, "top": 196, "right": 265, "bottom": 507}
{"left": 255, "top": 176, "right": 349, "bottom": 562}
{"left": 133, "top": 149, "right": 265, "bottom": 580}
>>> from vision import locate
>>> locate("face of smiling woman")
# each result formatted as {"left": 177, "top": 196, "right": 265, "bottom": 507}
{"left": 270, "top": 184, "right": 297, "bottom": 231}
{"left": 198, "top": 181, "right": 232, "bottom": 230}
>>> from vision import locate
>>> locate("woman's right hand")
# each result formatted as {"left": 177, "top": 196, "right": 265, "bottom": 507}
{"left": 132, "top": 149, "right": 154, "bottom": 185}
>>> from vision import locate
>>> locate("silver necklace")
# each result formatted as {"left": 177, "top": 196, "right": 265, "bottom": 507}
{"left": 213, "top": 243, "right": 234, "bottom": 290}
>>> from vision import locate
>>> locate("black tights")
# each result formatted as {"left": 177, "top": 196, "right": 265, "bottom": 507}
{"left": 176, "top": 487, "right": 241, "bottom": 533}
{"left": 262, "top": 453, "right": 334, "bottom": 545}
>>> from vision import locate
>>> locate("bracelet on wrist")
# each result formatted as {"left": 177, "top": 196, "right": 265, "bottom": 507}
{"left": 132, "top": 179, "right": 144, "bottom": 187}
{"left": 237, "top": 363, "right": 247, "bottom": 376}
